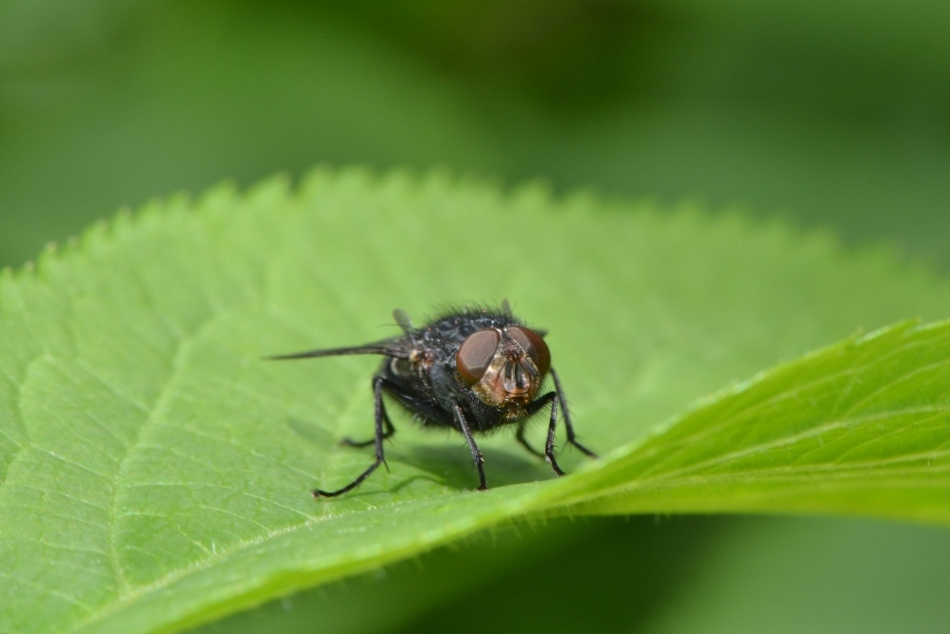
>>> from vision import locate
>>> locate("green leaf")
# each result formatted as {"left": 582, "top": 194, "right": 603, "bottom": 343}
{"left": 1, "top": 167, "right": 949, "bottom": 634}
{"left": 560, "top": 321, "right": 950, "bottom": 523}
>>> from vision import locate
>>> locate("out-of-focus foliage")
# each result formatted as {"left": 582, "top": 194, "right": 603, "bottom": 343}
{"left": 1, "top": 2, "right": 948, "bottom": 633}
{"left": 1, "top": 0, "right": 948, "bottom": 267}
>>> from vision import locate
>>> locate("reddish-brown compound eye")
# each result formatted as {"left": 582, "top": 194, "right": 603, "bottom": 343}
{"left": 507, "top": 326, "right": 550, "bottom": 376}
{"left": 456, "top": 329, "right": 501, "bottom": 385}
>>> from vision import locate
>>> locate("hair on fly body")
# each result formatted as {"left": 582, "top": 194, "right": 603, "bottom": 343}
{"left": 267, "top": 300, "right": 597, "bottom": 497}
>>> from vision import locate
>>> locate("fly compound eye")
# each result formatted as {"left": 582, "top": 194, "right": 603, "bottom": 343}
{"left": 456, "top": 329, "right": 501, "bottom": 385}
{"left": 506, "top": 326, "right": 551, "bottom": 376}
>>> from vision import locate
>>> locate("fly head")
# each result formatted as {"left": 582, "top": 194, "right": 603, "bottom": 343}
{"left": 456, "top": 325, "right": 551, "bottom": 420}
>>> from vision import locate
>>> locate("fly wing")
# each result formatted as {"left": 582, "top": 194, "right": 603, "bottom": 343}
{"left": 265, "top": 337, "right": 412, "bottom": 360}
{"left": 393, "top": 308, "right": 414, "bottom": 335}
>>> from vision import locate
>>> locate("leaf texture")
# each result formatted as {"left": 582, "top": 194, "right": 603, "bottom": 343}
{"left": 560, "top": 322, "right": 950, "bottom": 523}
{"left": 1, "top": 168, "right": 949, "bottom": 633}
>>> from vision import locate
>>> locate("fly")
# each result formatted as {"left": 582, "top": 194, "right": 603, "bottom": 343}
{"left": 268, "top": 301, "right": 596, "bottom": 497}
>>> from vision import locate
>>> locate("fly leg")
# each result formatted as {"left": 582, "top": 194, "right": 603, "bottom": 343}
{"left": 525, "top": 392, "right": 564, "bottom": 475}
{"left": 341, "top": 409, "right": 395, "bottom": 447}
{"left": 313, "top": 375, "right": 391, "bottom": 497}
{"left": 515, "top": 421, "right": 544, "bottom": 459}
{"left": 542, "top": 392, "right": 566, "bottom": 476}
{"left": 453, "top": 403, "right": 488, "bottom": 490}
{"left": 550, "top": 367, "right": 598, "bottom": 459}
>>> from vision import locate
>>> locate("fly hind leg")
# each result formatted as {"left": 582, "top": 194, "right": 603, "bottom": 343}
{"left": 313, "top": 375, "right": 393, "bottom": 497}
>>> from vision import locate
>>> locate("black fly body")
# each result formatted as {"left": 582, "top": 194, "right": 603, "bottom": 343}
{"left": 268, "top": 301, "right": 596, "bottom": 497}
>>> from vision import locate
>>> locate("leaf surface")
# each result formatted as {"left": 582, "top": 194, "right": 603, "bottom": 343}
{"left": 560, "top": 321, "right": 950, "bottom": 523}
{"left": 1, "top": 168, "right": 949, "bottom": 633}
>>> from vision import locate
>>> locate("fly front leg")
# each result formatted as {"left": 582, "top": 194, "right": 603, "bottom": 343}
{"left": 313, "top": 375, "right": 391, "bottom": 497}
{"left": 542, "top": 392, "right": 566, "bottom": 476}
{"left": 550, "top": 367, "right": 598, "bottom": 459}
{"left": 515, "top": 421, "right": 544, "bottom": 459}
{"left": 525, "top": 391, "right": 564, "bottom": 476}
{"left": 453, "top": 403, "right": 488, "bottom": 490}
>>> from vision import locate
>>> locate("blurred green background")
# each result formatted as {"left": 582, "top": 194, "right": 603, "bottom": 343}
{"left": 2, "top": 1, "right": 949, "bottom": 632}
